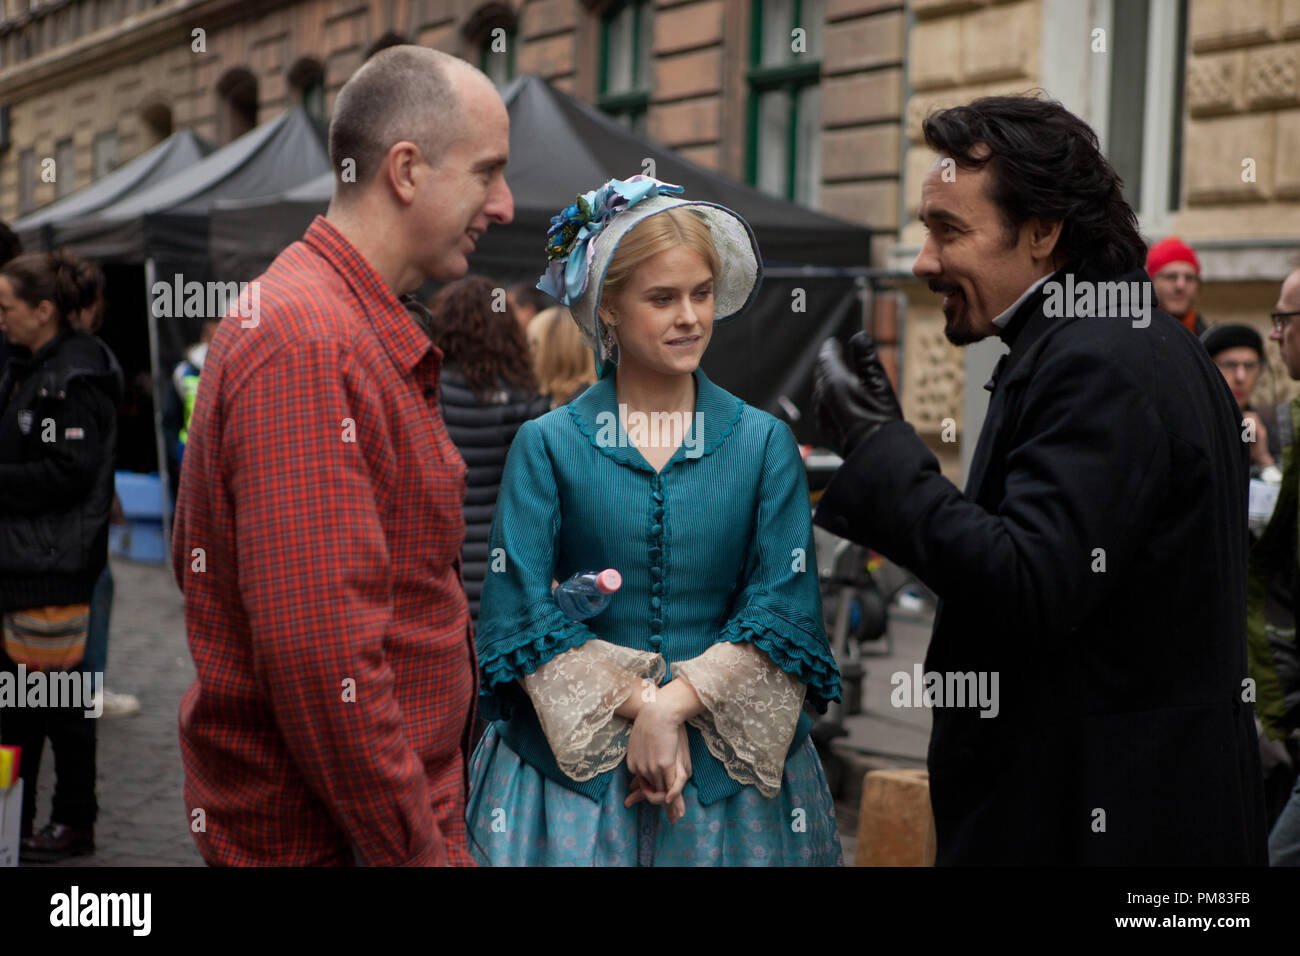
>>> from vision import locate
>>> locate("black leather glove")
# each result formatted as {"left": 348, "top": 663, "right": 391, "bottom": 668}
{"left": 812, "top": 332, "right": 903, "bottom": 459}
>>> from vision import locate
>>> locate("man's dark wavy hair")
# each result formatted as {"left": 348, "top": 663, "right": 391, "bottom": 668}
{"left": 922, "top": 93, "right": 1148, "bottom": 277}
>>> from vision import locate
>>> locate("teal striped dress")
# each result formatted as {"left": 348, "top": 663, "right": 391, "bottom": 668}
{"left": 467, "top": 368, "right": 843, "bottom": 865}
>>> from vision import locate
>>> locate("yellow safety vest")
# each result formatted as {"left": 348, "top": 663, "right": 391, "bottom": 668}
{"left": 178, "top": 371, "right": 200, "bottom": 446}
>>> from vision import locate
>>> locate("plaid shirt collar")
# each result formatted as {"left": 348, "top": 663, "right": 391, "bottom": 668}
{"left": 302, "top": 215, "right": 433, "bottom": 375}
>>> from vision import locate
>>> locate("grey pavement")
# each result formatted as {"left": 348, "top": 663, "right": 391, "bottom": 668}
{"left": 831, "top": 602, "right": 936, "bottom": 865}
{"left": 838, "top": 607, "right": 934, "bottom": 769}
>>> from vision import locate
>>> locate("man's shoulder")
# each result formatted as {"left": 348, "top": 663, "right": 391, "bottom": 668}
{"left": 1037, "top": 285, "right": 1196, "bottom": 381}
{"left": 212, "top": 241, "right": 373, "bottom": 387}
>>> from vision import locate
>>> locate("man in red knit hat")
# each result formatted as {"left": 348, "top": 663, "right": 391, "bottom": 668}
{"left": 1147, "top": 236, "right": 1205, "bottom": 335}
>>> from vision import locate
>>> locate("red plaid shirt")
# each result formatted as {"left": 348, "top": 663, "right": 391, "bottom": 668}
{"left": 172, "top": 217, "right": 477, "bottom": 866}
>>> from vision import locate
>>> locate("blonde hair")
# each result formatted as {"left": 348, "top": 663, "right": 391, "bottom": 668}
{"left": 598, "top": 207, "right": 721, "bottom": 325}
{"left": 530, "top": 306, "right": 596, "bottom": 408}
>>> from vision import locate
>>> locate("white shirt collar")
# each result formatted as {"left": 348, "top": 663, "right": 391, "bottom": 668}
{"left": 991, "top": 272, "right": 1053, "bottom": 330}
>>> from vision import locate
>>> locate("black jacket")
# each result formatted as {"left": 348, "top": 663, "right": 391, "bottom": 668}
{"left": 0, "top": 326, "right": 122, "bottom": 611}
{"left": 439, "top": 366, "right": 549, "bottom": 623}
{"left": 816, "top": 265, "right": 1268, "bottom": 865}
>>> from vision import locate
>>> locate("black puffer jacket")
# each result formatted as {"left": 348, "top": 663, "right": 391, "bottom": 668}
{"left": 0, "top": 326, "right": 122, "bottom": 612}
{"left": 439, "top": 365, "right": 549, "bottom": 623}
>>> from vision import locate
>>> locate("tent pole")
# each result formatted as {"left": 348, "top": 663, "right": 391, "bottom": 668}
{"left": 145, "top": 257, "right": 173, "bottom": 548}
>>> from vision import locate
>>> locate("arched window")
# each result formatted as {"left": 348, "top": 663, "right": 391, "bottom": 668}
{"left": 364, "top": 31, "right": 409, "bottom": 61}
{"left": 141, "top": 100, "right": 174, "bottom": 145}
{"left": 464, "top": 3, "right": 518, "bottom": 88}
{"left": 215, "top": 67, "right": 259, "bottom": 144}
{"left": 287, "top": 57, "right": 326, "bottom": 126}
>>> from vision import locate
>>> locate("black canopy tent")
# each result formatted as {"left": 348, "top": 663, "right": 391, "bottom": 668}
{"left": 12, "top": 128, "right": 213, "bottom": 250}
{"left": 41, "top": 107, "right": 331, "bottom": 522}
{"left": 209, "top": 75, "right": 874, "bottom": 444}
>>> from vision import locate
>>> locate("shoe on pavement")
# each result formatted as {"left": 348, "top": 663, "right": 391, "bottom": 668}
{"left": 100, "top": 690, "right": 140, "bottom": 717}
{"left": 21, "top": 823, "right": 95, "bottom": 863}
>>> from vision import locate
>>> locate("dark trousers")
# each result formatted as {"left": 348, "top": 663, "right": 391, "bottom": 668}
{"left": 82, "top": 562, "right": 114, "bottom": 678}
{"left": 0, "top": 650, "right": 98, "bottom": 831}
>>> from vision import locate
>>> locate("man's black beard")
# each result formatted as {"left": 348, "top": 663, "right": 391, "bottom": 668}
{"left": 943, "top": 317, "right": 988, "bottom": 346}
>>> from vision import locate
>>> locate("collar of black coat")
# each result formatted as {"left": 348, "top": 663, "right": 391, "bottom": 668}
{"left": 994, "top": 262, "right": 1157, "bottom": 387}
{"left": 565, "top": 365, "right": 744, "bottom": 473}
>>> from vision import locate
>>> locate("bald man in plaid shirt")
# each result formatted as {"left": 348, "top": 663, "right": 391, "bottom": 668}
{"left": 171, "top": 48, "right": 512, "bottom": 865}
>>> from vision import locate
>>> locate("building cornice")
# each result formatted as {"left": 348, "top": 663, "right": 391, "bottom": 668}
{"left": 0, "top": 0, "right": 299, "bottom": 103}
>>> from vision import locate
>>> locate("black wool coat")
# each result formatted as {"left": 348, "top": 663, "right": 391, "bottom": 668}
{"left": 815, "top": 265, "right": 1269, "bottom": 865}
{"left": 439, "top": 366, "right": 549, "bottom": 625}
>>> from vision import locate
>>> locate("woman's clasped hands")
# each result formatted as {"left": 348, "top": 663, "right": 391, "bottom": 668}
{"left": 618, "top": 676, "right": 703, "bottom": 824}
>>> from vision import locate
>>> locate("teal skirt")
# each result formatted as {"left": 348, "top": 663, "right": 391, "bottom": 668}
{"left": 466, "top": 722, "right": 844, "bottom": 866}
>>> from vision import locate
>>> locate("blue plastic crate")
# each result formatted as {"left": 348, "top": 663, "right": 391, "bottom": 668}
{"left": 114, "top": 471, "right": 164, "bottom": 520}
{"left": 110, "top": 472, "right": 166, "bottom": 563}
{"left": 109, "top": 520, "right": 167, "bottom": 564}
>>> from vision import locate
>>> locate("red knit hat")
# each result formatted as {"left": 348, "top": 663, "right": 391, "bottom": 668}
{"left": 1146, "top": 237, "right": 1200, "bottom": 277}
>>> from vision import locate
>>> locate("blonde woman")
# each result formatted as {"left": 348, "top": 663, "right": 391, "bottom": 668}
{"left": 528, "top": 305, "right": 596, "bottom": 409}
{"left": 467, "top": 176, "right": 842, "bottom": 866}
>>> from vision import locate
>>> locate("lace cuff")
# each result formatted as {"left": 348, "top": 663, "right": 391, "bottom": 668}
{"left": 521, "top": 639, "right": 666, "bottom": 782}
{"left": 675, "top": 640, "right": 806, "bottom": 798}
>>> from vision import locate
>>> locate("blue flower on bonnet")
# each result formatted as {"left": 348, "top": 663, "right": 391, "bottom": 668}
{"left": 536, "top": 175, "right": 685, "bottom": 307}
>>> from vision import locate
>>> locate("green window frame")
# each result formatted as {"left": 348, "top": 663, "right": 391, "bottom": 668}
{"left": 746, "top": 0, "right": 823, "bottom": 206}
{"left": 598, "top": 0, "right": 651, "bottom": 135}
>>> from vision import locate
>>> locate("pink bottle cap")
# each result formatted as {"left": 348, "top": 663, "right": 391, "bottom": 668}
{"left": 596, "top": 569, "right": 622, "bottom": 594}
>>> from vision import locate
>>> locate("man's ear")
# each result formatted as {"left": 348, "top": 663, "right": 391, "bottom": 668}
{"left": 37, "top": 299, "right": 56, "bottom": 325}
{"left": 383, "top": 141, "right": 421, "bottom": 206}
{"left": 1027, "top": 217, "right": 1064, "bottom": 265}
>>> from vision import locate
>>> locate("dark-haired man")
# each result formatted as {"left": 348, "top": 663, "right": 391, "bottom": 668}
{"left": 814, "top": 95, "right": 1267, "bottom": 864}
{"left": 172, "top": 47, "right": 512, "bottom": 866}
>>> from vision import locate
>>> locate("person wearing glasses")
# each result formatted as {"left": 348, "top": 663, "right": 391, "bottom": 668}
{"left": 1247, "top": 263, "right": 1300, "bottom": 865}
{"left": 1201, "top": 323, "right": 1281, "bottom": 474}
{"left": 1147, "top": 237, "right": 1206, "bottom": 335}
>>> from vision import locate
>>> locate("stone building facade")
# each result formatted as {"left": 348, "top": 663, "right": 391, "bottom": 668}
{"left": 0, "top": 0, "right": 906, "bottom": 243}
{"left": 0, "top": 0, "right": 1296, "bottom": 477}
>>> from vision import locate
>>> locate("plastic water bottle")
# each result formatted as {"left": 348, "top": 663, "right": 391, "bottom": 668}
{"left": 553, "top": 569, "right": 623, "bottom": 620}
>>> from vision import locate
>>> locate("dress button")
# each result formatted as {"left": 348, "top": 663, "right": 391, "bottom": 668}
{"left": 651, "top": 596, "right": 661, "bottom": 610}
{"left": 650, "top": 618, "right": 663, "bottom": 631}
{"left": 650, "top": 635, "right": 663, "bottom": 649}
{"left": 652, "top": 491, "right": 664, "bottom": 504}
{"left": 651, "top": 582, "right": 662, "bottom": 596}
{"left": 650, "top": 523, "right": 662, "bottom": 535}
{"left": 650, "top": 567, "right": 663, "bottom": 581}
{"left": 652, "top": 509, "right": 664, "bottom": 522}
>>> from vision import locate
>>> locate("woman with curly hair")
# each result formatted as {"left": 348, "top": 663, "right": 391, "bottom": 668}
{"left": 428, "top": 275, "right": 550, "bottom": 625}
